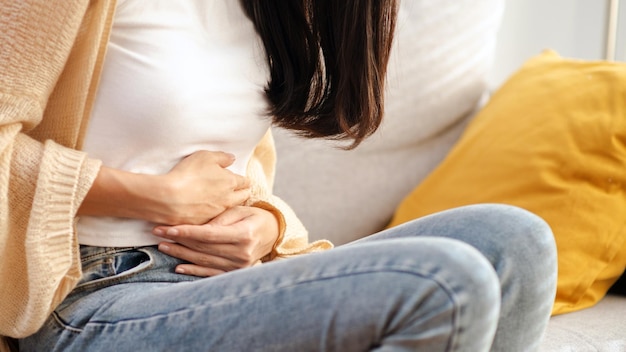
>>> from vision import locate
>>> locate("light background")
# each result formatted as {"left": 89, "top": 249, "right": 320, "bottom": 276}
{"left": 490, "top": 0, "right": 626, "bottom": 88}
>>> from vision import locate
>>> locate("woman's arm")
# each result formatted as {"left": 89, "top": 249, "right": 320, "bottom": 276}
{"left": 79, "top": 151, "right": 251, "bottom": 226}
{"left": 151, "top": 129, "right": 333, "bottom": 277}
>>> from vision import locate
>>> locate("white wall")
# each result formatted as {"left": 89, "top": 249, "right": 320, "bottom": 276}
{"left": 490, "top": 0, "right": 626, "bottom": 89}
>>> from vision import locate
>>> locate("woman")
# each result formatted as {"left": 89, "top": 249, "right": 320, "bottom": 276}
{"left": 1, "top": 0, "right": 556, "bottom": 351}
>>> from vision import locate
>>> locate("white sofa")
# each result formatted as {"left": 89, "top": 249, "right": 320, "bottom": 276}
{"left": 272, "top": 0, "right": 626, "bottom": 350}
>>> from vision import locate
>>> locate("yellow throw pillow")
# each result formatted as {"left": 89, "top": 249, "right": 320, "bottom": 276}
{"left": 388, "top": 50, "right": 626, "bottom": 315}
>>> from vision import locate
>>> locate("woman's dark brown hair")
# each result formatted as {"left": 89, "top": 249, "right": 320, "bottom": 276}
{"left": 240, "top": 0, "right": 397, "bottom": 148}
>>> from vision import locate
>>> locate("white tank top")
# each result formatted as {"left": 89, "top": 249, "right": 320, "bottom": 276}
{"left": 78, "top": 0, "right": 271, "bottom": 246}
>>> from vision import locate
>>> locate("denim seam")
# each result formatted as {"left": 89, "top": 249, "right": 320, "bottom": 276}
{"left": 52, "top": 312, "right": 83, "bottom": 334}
{"left": 66, "top": 266, "right": 461, "bottom": 351}
{"left": 291, "top": 268, "right": 460, "bottom": 352}
{"left": 72, "top": 248, "right": 157, "bottom": 294}
{"left": 79, "top": 246, "right": 140, "bottom": 261}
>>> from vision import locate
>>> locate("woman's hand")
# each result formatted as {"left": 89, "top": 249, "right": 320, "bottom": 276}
{"left": 153, "top": 205, "right": 280, "bottom": 277}
{"left": 155, "top": 151, "right": 252, "bottom": 224}
{"left": 79, "top": 151, "right": 251, "bottom": 225}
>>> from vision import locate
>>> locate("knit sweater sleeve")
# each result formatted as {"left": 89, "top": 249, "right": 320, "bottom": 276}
{"left": 0, "top": 0, "right": 103, "bottom": 339}
{"left": 246, "top": 129, "right": 333, "bottom": 261}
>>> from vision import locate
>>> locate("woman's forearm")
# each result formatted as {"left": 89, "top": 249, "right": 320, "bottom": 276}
{"left": 77, "top": 166, "right": 171, "bottom": 223}
{"left": 77, "top": 151, "right": 252, "bottom": 225}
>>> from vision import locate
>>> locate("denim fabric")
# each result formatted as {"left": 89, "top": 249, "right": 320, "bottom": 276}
{"left": 20, "top": 204, "right": 557, "bottom": 352}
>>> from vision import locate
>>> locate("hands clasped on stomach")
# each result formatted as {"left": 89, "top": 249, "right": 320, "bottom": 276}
{"left": 79, "top": 150, "right": 279, "bottom": 277}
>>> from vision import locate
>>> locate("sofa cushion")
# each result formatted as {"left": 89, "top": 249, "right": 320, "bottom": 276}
{"left": 272, "top": 0, "right": 503, "bottom": 244}
{"left": 388, "top": 51, "right": 626, "bottom": 315}
{"left": 540, "top": 295, "right": 626, "bottom": 352}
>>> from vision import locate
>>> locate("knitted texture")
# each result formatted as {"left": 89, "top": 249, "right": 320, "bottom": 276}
{"left": 0, "top": 0, "right": 103, "bottom": 339}
{"left": 1, "top": 0, "right": 328, "bottom": 346}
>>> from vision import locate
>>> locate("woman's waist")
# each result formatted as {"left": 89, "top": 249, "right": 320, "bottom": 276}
{"left": 77, "top": 217, "right": 165, "bottom": 247}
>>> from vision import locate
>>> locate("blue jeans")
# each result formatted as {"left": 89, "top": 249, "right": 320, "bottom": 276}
{"left": 19, "top": 204, "right": 557, "bottom": 351}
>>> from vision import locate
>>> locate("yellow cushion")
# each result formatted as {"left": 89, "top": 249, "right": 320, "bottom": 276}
{"left": 388, "top": 50, "right": 626, "bottom": 315}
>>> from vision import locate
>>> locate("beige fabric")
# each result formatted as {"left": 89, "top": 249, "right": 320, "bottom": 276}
{"left": 246, "top": 130, "right": 333, "bottom": 261}
{"left": 0, "top": 0, "right": 329, "bottom": 344}
{"left": 0, "top": 0, "right": 112, "bottom": 340}
{"left": 540, "top": 295, "right": 626, "bottom": 352}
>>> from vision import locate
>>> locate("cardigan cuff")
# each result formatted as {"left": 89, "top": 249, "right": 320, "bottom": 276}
{"left": 250, "top": 200, "right": 285, "bottom": 262}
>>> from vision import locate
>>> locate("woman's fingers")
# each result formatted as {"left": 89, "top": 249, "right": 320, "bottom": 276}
{"left": 228, "top": 188, "right": 252, "bottom": 208}
{"left": 212, "top": 151, "right": 236, "bottom": 168}
{"left": 153, "top": 206, "right": 278, "bottom": 277}
{"left": 158, "top": 150, "right": 252, "bottom": 224}
{"left": 154, "top": 222, "right": 239, "bottom": 245}
{"left": 157, "top": 241, "right": 254, "bottom": 277}
{"left": 174, "top": 264, "right": 226, "bottom": 277}
{"left": 234, "top": 174, "right": 252, "bottom": 191}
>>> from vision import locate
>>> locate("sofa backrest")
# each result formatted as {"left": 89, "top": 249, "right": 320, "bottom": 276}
{"left": 272, "top": 0, "right": 504, "bottom": 244}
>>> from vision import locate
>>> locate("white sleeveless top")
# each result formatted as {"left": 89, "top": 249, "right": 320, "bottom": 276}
{"left": 78, "top": 0, "right": 271, "bottom": 246}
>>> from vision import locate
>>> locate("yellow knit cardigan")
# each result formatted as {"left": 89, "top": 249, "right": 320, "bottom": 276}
{"left": 0, "top": 1, "right": 331, "bottom": 347}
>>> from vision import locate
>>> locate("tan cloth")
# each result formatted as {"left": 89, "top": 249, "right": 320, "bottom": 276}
{"left": 0, "top": 0, "right": 331, "bottom": 346}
